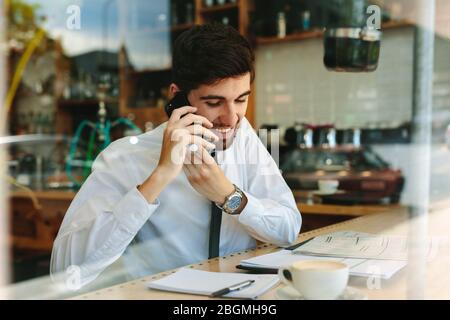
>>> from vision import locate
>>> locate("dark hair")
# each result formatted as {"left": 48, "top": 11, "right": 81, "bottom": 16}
{"left": 172, "top": 23, "right": 255, "bottom": 92}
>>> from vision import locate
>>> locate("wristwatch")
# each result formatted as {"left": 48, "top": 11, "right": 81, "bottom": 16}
{"left": 216, "top": 184, "right": 244, "bottom": 215}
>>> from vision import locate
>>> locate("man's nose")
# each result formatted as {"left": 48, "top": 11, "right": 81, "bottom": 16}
{"left": 218, "top": 102, "right": 237, "bottom": 126}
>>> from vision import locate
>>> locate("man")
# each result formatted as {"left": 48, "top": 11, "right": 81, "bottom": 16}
{"left": 51, "top": 24, "right": 301, "bottom": 287}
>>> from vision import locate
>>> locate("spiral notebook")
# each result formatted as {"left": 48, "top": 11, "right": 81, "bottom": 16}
{"left": 147, "top": 268, "right": 279, "bottom": 299}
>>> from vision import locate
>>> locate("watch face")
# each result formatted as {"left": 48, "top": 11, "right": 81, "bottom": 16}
{"left": 227, "top": 194, "right": 242, "bottom": 211}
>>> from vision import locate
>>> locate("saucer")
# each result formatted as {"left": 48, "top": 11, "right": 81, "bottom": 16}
{"left": 312, "top": 190, "right": 345, "bottom": 196}
{"left": 275, "top": 285, "right": 368, "bottom": 300}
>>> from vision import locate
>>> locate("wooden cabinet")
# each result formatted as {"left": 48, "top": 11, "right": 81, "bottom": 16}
{"left": 9, "top": 190, "right": 75, "bottom": 252}
{"left": 293, "top": 190, "right": 403, "bottom": 232}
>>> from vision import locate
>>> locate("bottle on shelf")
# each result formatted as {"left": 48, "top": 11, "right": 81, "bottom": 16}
{"left": 185, "top": 2, "right": 194, "bottom": 24}
{"left": 301, "top": 10, "right": 311, "bottom": 30}
{"left": 352, "top": 128, "right": 361, "bottom": 148}
{"left": 148, "top": 90, "right": 156, "bottom": 107}
{"left": 171, "top": 2, "right": 179, "bottom": 26}
{"left": 35, "top": 112, "right": 43, "bottom": 134}
{"left": 277, "top": 12, "right": 286, "bottom": 38}
{"left": 17, "top": 154, "right": 36, "bottom": 187}
{"left": 77, "top": 70, "right": 86, "bottom": 100}
{"left": 204, "top": 0, "right": 215, "bottom": 7}
{"left": 157, "top": 87, "right": 168, "bottom": 109}
{"left": 84, "top": 74, "right": 95, "bottom": 98}
{"left": 222, "top": 16, "right": 230, "bottom": 25}
{"left": 27, "top": 111, "right": 34, "bottom": 134}
{"left": 63, "top": 83, "right": 71, "bottom": 100}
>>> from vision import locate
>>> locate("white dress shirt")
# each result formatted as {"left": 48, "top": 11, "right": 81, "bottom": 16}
{"left": 50, "top": 117, "right": 302, "bottom": 286}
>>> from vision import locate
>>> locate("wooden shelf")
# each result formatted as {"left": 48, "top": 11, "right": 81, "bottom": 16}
{"left": 297, "top": 202, "right": 402, "bottom": 217}
{"left": 200, "top": 2, "right": 238, "bottom": 14}
{"left": 127, "top": 67, "right": 172, "bottom": 77}
{"left": 127, "top": 104, "right": 160, "bottom": 109}
{"left": 171, "top": 23, "right": 195, "bottom": 32}
{"left": 256, "top": 29, "right": 323, "bottom": 45}
{"left": 10, "top": 190, "right": 76, "bottom": 201}
{"left": 58, "top": 98, "right": 118, "bottom": 107}
{"left": 256, "top": 20, "right": 414, "bottom": 46}
{"left": 381, "top": 20, "right": 415, "bottom": 29}
{"left": 292, "top": 190, "right": 402, "bottom": 217}
{"left": 12, "top": 236, "right": 54, "bottom": 251}
{"left": 126, "top": 23, "right": 195, "bottom": 36}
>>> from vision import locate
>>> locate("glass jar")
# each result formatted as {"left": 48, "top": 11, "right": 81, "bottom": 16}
{"left": 323, "top": 0, "right": 382, "bottom": 72}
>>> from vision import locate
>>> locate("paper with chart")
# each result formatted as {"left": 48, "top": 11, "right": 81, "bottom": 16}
{"left": 240, "top": 249, "right": 407, "bottom": 279}
{"left": 147, "top": 268, "right": 279, "bottom": 299}
{"left": 293, "top": 231, "right": 440, "bottom": 261}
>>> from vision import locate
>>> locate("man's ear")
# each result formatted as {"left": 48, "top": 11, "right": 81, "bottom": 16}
{"left": 169, "top": 83, "right": 181, "bottom": 99}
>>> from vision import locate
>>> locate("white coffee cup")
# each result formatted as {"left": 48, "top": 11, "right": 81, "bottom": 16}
{"left": 318, "top": 179, "right": 339, "bottom": 193}
{"left": 278, "top": 260, "right": 349, "bottom": 300}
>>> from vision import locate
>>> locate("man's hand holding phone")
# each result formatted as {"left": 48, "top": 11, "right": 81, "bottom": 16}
{"left": 138, "top": 106, "right": 231, "bottom": 204}
{"left": 158, "top": 106, "right": 218, "bottom": 179}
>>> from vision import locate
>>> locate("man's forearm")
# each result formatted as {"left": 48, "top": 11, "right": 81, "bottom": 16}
{"left": 138, "top": 167, "right": 173, "bottom": 203}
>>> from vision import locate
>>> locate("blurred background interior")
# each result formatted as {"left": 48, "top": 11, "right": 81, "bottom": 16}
{"left": 1, "top": 0, "right": 450, "bottom": 290}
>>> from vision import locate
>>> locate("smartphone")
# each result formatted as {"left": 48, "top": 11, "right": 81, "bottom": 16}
{"left": 165, "top": 91, "right": 216, "bottom": 155}
{"left": 164, "top": 91, "right": 191, "bottom": 118}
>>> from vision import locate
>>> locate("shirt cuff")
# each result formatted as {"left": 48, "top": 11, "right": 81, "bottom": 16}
{"left": 113, "top": 186, "right": 160, "bottom": 233}
{"left": 238, "top": 191, "right": 265, "bottom": 225}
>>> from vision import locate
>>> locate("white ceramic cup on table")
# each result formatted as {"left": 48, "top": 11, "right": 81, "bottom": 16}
{"left": 318, "top": 179, "right": 339, "bottom": 193}
{"left": 278, "top": 260, "right": 349, "bottom": 300}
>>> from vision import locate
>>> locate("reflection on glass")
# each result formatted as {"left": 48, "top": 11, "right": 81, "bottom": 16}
{"left": 0, "top": 0, "right": 450, "bottom": 301}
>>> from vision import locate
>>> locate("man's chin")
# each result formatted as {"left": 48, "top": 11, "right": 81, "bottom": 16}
{"left": 211, "top": 120, "right": 241, "bottom": 151}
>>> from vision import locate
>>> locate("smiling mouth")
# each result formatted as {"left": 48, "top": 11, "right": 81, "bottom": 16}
{"left": 216, "top": 127, "right": 232, "bottom": 133}
{"left": 211, "top": 127, "right": 235, "bottom": 141}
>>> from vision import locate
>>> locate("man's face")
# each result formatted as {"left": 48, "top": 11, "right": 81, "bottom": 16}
{"left": 186, "top": 73, "right": 251, "bottom": 150}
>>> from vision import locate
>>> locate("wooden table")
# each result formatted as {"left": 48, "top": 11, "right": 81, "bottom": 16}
{"left": 71, "top": 204, "right": 450, "bottom": 300}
